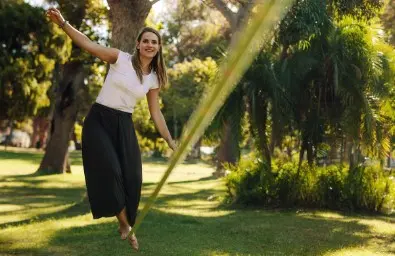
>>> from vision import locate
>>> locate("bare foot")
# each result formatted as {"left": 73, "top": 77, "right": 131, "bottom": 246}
{"left": 127, "top": 233, "right": 139, "bottom": 251}
{"left": 117, "top": 225, "right": 131, "bottom": 240}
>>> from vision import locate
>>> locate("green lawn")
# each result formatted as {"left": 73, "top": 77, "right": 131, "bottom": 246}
{"left": 0, "top": 147, "right": 394, "bottom": 256}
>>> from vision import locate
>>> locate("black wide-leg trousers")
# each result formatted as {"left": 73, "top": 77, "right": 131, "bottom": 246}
{"left": 82, "top": 103, "right": 142, "bottom": 226}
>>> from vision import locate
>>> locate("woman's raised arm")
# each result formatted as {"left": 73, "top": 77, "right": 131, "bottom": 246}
{"left": 46, "top": 7, "right": 119, "bottom": 64}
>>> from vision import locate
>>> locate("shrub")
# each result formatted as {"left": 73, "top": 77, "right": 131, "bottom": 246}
{"left": 225, "top": 154, "right": 395, "bottom": 214}
{"left": 344, "top": 166, "right": 395, "bottom": 212}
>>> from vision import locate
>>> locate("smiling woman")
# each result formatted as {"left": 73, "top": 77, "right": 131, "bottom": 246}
{"left": 45, "top": 7, "right": 177, "bottom": 251}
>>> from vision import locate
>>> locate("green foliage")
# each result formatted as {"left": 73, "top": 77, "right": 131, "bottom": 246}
{"left": 331, "top": 0, "right": 384, "bottom": 20}
{"left": 382, "top": 0, "right": 395, "bottom": 44}
{"left": 344, "top": 166, "right": 395, "bottom": 212}
{"left": 331, "top": 17, "right": 394, "bottom": 157}
{"left": 162, "top": 57, "right": 218, "bottom": 139}
{"left": 60, "top": 0, "right": 110, "bottom": 121}
{"left": 317, "top": 165, "right": 348, "bottom": 208}
{"left": 0, "top": 2, "right": 70, "bottom": 121}
{"left": 224, "top": 1, "right": 395, "bottom": 213}
{"left": 278, "top": 0, "right": 330, "bottom": 46}
{"left": 132, "top": 98, "right": 167, "bottom": 156}
{"left": 161, "top": 0, "right": 229, "bottom": 63}
{"left": 74, "top": 123, "right": 82, "bottom": 143}
{"left": 225, "top": 151, "right": 264, "bottom": 204}
{"left": 273, "top": 13, "right": 395, "bottom": 165}
{"left": 226, "top": 153, "right": 395, "bottom": 213}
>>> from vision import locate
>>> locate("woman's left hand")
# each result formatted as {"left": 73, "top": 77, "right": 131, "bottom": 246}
{"left": 167, "top": 139, "right": 177, "bottom": 151}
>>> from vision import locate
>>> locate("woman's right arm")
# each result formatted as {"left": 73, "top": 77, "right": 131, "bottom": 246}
{"left": 46, "top": 7, "right": 119, "bottom": 64}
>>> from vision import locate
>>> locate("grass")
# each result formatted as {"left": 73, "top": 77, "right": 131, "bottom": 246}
{"left": 0, "top": 147, "right": 394, "bottom": 255}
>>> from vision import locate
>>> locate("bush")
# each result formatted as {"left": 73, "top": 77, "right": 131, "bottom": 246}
{"left": 225, "top": 152, "right": 265, "bottom": 205}
{"left": 344, "top": 166, "right": 395, "bottom": 212}
{"left": 317, "top": 165, "right": 347, "bottom": 209}
{"left": 225, "top": 154, "right": 395, "bottom": 214}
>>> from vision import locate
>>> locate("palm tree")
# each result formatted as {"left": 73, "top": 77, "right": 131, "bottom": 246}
{"left": 211, "top": 0, "right": 394, "bottom": 176}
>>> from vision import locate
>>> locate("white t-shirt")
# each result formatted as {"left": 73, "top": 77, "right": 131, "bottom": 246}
{"left": 96, "top": 51, "right": 159, "bottom": 113}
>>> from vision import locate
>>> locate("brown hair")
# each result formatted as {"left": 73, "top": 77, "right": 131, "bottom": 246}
{"left": 131, "top": 27, "right": 167, "bottom": 89}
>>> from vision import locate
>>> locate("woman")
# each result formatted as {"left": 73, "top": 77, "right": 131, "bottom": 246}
{"left": 46, "top": 7, "right": 176, "bottom": 251}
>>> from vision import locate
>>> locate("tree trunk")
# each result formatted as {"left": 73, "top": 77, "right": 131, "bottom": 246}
{"left": 298, "top": 137, "right": 307, "bottom": 171}
{"left": 270, "top": 108, "right": 283, "bottom": 154}
{"left": 343, "top": 136, "right": 352, "bottom": 165}
{"left": 216, "top": 120, "right": 238, "bottom": 174}
{"left": 349, "top": 141, "right": 362, "bottom": 171}
{"left": 107, "top": 0, "right": 153, "bottom": 53}
{"left": 37, "top": 62, "right": 85, "bottom": 174}
{"left": 187, "top": 137, "right": 202, "bottom": 160}
{"left": 328, "top": 137, "right": 338, "bottom": 165}
{"left": 307, "top": 141, "right": 314, "bottom": 166}
{"left": 252, "top": 99, "right": 271, "bottom": 169}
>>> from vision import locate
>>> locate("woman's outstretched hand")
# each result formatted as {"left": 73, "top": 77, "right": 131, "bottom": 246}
{"left": 167, "top": 139, "right": 177, "bottom": 151}
{"left": 46, "top": 7, "right": 65, "bottom": 26}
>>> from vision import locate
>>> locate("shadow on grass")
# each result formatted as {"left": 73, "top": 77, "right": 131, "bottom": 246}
{"left": 0, "top": 200, "right": 89, "bottom": 229}
{"left": 142, "top": 175, "right": 217, "bottom": 187}
{"left": 0, "top": 150, "right": 84, "bottom": 167}
{"left": 1, "top": 162, "right": 394, "bottom": 255}
{"left": 4, "top": 206, "right": 394, "bottom": 256}
{"left": 0, "top": 174, "right": 88, "bottom": 229}
{"left": 0, "top": 150, "right": 43, "bottom": 165}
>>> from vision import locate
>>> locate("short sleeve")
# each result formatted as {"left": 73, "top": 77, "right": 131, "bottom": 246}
{"left": 149, "top": 75, "right": 160, "bottom": 90}
{"left": 112, "top": 51, "right": 130, "bottom": 68}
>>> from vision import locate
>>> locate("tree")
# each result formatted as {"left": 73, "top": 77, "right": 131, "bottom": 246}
{"left": 382, "top": 0, "right": 395, "bottom": 45}
{"left": 381, "top": 0, "right": 395, "bottom": 167}
{"left": 0, "top": 1, "right": 70, "bottom": 146}
{"left": 161, "top": 0, "right": 229, "bottom": 64}
{"left": 269, "top": 0, "right": 393, "bottom": 170}
{"left": 209, "top": 0, "right": 393, "bottom": 174}
{"left": 38, "top": 0, "right": 108, "bottom": 174}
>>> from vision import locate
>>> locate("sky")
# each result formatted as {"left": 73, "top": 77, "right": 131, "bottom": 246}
{"left": 25, "top": 0, "right": 166, "bottom": 15}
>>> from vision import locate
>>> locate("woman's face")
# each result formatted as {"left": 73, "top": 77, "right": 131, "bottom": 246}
{"left": 137, "top": 32, "right": 160, "bottom": 59}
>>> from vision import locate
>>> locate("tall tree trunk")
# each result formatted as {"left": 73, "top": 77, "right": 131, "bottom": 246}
{"left": 343, "top": 136, "right": 352, "bottom": 165}
{"left": 349, "top": 141, "right": 362, "bottom": 171}
{"left": 328, "top": 136, "right": 338, "bottom": 165}
{"left": 44, "top": 63, "right": 60, "bottom": 148}
{"left": 298, "top": 137, "right": 307, "bottom": 172}
{"left": 107, "top": 0, "right": 154, "bottom": 53}
{"left": 38, "top": 62, "right": 85, "bottom": 174}
{"left": 270, "top": 108, "right": 283, "bottom": 154}
{"left": 307, "top": 141, "right": 314, "bottom": 166}
{"left": 216, "top": 120, "right": 238, "bottom": 173}
{"left": 252, "top": 98, "right": 271, "bottom": 170}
